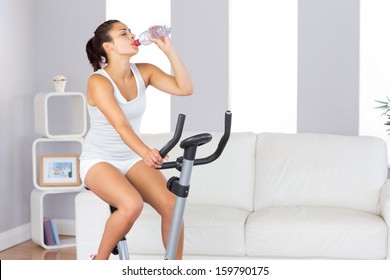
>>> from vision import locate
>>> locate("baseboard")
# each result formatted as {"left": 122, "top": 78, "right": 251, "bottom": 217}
{"left": 0, "top": 223, "right": 31, "bottom": 252}
{"left": 0, "top": 219, "right": 75, "bottom": 251}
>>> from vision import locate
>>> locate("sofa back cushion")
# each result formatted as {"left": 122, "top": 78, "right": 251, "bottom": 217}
{"left": 254, "top": 133, "right": 388, "bottom": 213}
{"left": 141, "top": 132, "right": 257, "bottom": 212}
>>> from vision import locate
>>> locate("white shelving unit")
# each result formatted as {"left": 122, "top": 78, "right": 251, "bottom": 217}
{"left": 31, "top": 92, "right": 86, "bottom": 249}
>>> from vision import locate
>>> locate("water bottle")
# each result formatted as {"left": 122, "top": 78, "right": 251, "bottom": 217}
{"left": 134, "top": 25, "right": 171, "bottom": 46}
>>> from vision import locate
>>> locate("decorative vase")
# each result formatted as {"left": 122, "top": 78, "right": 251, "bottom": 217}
{"left": 53, "top": 75, "right": 67, "bottom": 93}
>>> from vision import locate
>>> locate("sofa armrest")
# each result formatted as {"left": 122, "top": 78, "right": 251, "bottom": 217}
{"left": 379, "top": 179, "right": 390, "bottom": 259}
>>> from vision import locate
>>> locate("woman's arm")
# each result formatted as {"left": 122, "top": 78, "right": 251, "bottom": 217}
{"left": 143, "top": 36, "right": 193, "bottom": 96}
{"left": 87, "top": 74, "right": 164, "bottom": 168}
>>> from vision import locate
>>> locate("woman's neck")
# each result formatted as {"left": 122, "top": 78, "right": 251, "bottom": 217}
{"left": 104, "top": 58, "right": 132, "bottom": 80}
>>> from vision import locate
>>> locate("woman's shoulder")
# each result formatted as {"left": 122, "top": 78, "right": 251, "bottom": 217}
{"left": 87, "top": 72, "right": 114, "bottom": 99}
{"left": 134, "top": 63, "right": 160, "bottom": 80}
{"left": 88, "top": 71, "right": 111, "bottom": 86}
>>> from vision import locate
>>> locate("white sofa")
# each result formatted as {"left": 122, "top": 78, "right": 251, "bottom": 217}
{"left": 75, "top": 132, "right": 390, "bottom": 259}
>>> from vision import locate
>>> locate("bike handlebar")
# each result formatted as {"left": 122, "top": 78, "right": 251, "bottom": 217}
{"left": 159, "top": 111, "right": 232, "bottom": 170}
{"left": 159, "top": 114, "right": 186, "bottom": 158}
{"left": 194, "top": 110, "right": 231, "bottom": 166}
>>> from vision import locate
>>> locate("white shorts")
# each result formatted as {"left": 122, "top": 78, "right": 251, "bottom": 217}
{"left": 80, "top": 156, "right": 142, "bottom": 183}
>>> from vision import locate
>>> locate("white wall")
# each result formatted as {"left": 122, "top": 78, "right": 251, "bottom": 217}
{"left": 171, "top": 0, "right": 360, "bottom": 135}
{"left": 0, "top": 0, "right": 39, "bottom": 246}
{"left": 171, "top": 0, "right": 230, "bottom": 132}
{"left": 298, "top": 0, "right": 360, "bottom": 135}
{"left": 38, "top": 0, "right": 106, "bottom": 92}
{"left": 0, "top": 0, "right": 106, "bottom": 250}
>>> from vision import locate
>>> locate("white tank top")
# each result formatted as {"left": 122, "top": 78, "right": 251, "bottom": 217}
{"left": 80, "top": 63, "right": 146, "bottom": 161}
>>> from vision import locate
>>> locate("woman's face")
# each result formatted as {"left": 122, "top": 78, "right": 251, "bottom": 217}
{"left": 107, "top": 22, "right": 139, "bottom": 56}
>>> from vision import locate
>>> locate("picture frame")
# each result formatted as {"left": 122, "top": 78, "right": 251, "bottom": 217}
{"left": 40, "top": 154, "right": 80, "bottom": 186}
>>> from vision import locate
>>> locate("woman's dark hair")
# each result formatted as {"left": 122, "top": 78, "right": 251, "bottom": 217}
{"left": 86, "top": 19, "right": 120, "bottom": 71}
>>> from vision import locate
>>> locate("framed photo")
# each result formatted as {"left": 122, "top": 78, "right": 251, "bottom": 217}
{"left": 40, "top": 154, "right": 80, "bottom": 186}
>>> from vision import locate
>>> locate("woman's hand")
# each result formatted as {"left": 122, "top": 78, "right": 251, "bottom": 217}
{"left": 144, "top": 148, "right": 169, "bottom": 168}
{"left": 148, "top": 35, "right": 173, "bottom": 53}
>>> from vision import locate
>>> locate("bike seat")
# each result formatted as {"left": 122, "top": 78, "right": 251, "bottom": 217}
{"left": 180, "top": 133, "right": 212, "bottom": 149}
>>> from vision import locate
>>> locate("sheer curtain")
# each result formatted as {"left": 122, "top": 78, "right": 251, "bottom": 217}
{"left": 360, "top": 0, "right": 390, "bottom": 162}
{"left": 229, "top": 0, "right": 298, "bottom": 133}
{"left": 106, "top": 0, "right": 171, "bottom": 133}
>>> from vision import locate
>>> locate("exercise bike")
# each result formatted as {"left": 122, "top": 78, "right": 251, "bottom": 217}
{"left": 110, "top": 110, "right": 232, "bottom": 260}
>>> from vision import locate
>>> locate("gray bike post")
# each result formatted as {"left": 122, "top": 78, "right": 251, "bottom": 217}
{"left": 162, "top": 111, "right": 231, "bottom": 260}
{"left": 117, "top": 239, "right": 130, "bottom": 260}
{"left": 164, "top": 158, "right": 194, "bottom": 260}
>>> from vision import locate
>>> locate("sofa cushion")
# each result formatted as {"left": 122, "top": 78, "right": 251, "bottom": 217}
{"left": 76, "top": 190, "right": 250, "bottom": 258}
{"left": 246, "top": 207, "right": 388, "bottom": 259}
{"left": 254, "top": 133, "right": 388, "bottom": 213}
{"left": 128, "top": 204, "right": 249, "bottom": 257}
{"left": 75, "top": 190, "right": 111, "bottom": 260}
{"left": 142, "top": 132, "right": 257, "bottom": 212}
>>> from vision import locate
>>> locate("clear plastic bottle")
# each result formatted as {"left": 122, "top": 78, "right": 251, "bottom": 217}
{"left": 134, "top": 25, "right": 171, "bottom": 46}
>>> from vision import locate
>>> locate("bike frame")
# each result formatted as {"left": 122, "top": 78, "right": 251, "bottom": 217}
{"left": 111, "top": 111, "right": 232, "bottom": 260}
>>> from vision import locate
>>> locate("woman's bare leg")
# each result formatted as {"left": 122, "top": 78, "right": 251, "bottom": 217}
{"left": 126, "top": 161, "right": 184, "bottom": 260}
{"left": 84, "top": 162, "right": 144, "bottom": 260}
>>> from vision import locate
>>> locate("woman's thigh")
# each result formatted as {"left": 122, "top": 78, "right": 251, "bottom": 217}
{"left": 84, "top": 162, "right": 143, "bottom": 209}
{"left": 126, "top": 161, "right": 175, "bottom": 213}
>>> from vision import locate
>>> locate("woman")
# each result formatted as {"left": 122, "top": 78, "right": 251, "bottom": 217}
{"left": 80, "top": 19, "right": 193, "bottom": 260}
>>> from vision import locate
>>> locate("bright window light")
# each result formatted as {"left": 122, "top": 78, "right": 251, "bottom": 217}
{"left": 360, "top": 0, "right": 390, "bottom": 161}
{"left": 229, "top": 0, "right": 298, "bottom": 133}
{"left": 106, "top": 0, "right": 171, "bottom": 133}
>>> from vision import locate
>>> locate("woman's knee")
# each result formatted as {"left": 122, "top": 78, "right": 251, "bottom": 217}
{"left": 160, "top": 194, "right": 176, "bottom": 219}
{"left": 118, "top": 198, "right": 144, "bottom": 224}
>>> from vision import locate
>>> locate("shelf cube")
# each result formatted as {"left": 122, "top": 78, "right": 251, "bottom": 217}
{"left": 34, "top": 92, "right": 87, "bottom": 138}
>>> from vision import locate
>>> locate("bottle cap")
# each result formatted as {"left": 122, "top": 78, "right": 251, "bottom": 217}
{"left": 134, "top": 39, "right": 141, "bottom": 47}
